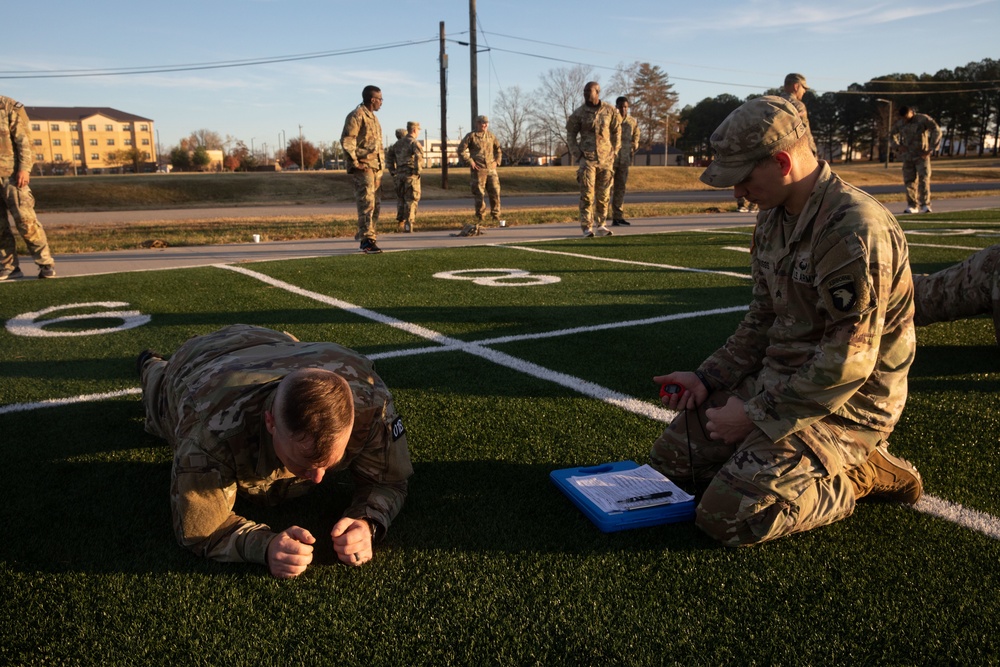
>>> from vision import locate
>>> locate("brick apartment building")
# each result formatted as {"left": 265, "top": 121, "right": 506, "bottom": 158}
{"left": 23, "top": 106, "right": 157, "bottom": 174}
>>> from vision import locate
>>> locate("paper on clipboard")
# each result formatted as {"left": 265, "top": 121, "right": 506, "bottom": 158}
{"left": 568, "top": 464, "right": 694, "bottom": 513}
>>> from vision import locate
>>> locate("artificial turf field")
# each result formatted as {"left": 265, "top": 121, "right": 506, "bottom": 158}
{"left": 2, "top": 210, "right": 999, "bottom": 665}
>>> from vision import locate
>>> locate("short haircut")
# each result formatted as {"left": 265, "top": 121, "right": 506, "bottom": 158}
{"left": 898, "top": 105, "right": 911, "bottom": 117}
{"left": 585, "top": 81, "right": 600, "bottom": 94}
{"left": 274, "top": 369, "right": 354, "bottom": 465}
{"left": 362, "top": 85, "right": 382, "bottom": 103}
{"left": 407, "top": 121, "right": 420, "bottom": 132}
{"left": 616, "top": 96, "right": 628, "bottom": 106}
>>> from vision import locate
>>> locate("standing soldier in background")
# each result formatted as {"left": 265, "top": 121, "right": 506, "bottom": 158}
{"left": 393, "top": 121, "right": 423, "bottom": 233}
{"left": 386, "top": 128, "right": 407, "bottom": 231}
{"left": 611, "top": 96, "right": 640, "bottom": 227}
{"left": 457, "top": 115, "right": 503, "bottom": 227}
{"left": 567, "top": 81, "right": 621, "bottom": 237}
{"left": 779, "top": 73, "right": 817, "bottom": 156}
{"left": 891, "top": 106, "right": 942, "bottom": 213}
{"left": 0, "top": 95, "right": 56, "bottom": 280}
{"left": 341, "top": 85, "right": 385, "bottom": 254}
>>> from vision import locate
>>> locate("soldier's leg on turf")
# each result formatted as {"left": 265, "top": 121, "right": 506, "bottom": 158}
{"left": 1, "top": 178, "right": 54, "bottom": 268}
{"left": 471, "top": 171, "right": 487, "bottom": 221}
{"left": 593, "top": 165, "right": 614, "bottom": 228}
{"left": 611, "top": 162, "right": 628, "bottom": 220}
{"left": 352, "top": 169, "right": 378, "bottom": 241}
{"left": 486, "top": 170, "right": 501, "bottom": 222}
{"left": 917, "top": 156, "right": 932, "bottom": 207}
{"left": 914, "top": 244, "right": 1000, "bottom": 343}
{"left": 0, "top": 193, "right": 17, "bottom": 272}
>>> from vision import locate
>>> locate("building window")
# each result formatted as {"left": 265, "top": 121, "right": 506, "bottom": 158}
{"left": 107, "top": 139, "right": 115, "bottom": 145}
{"left": 90, "top": 153, "right": 100, "bottom": 161}
{"left": 123, "top": 124, "right": 132, "bottom": 131}
{"left": 89, "top": 139, "right": 98, "bottom": 146}
{"left": 33, "top": 139, "right": 42, "bottom": 146}
{"left": 72, "top": 139, "right": 80, "bottom": 146}
{"left": 124, "top": 138, "right": 133, "bottom": 146}
{"left": 88, "top": 124, "right": 97, "bottom": 131}
{"left": 53, "top": 139, "right": 62, "bottom": 146}
{"left": 36, "top": 153, "right": 44, "bottom": 161}
{"left": 70, "top": 123, "right": 78, "bottom": 131}
{"left": 54, "top": 153, "right": 63, "bottom": 161}
{"left": 142, "top": 138, "right": 150, "bottom": 145}
{"left": 140, "top": 124, "right": 149, "bottom": 131}
{"left": 74, "top": 153, "right": 82, "bottom": 160}
{"left": 31, "top": 123, "right": 40, "bottom": 131}
{"left": 105, "top": 124, "right": 114, "bottom": 131}
{"left": 51, "top": 124, "right": 60, "bottom": 131}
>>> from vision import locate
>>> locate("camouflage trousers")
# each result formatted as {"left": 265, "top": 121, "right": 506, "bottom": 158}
{"left": 470, "top": 168, "right": 501, "bottom": 222}
{"left": 392, "top": 173, "right": 407, "bottom": 222}
{"left": 0, "top": 177, "right": 54, "bottom": 269}
{"left": 397, "top": 171, "right": 421, "bottom": 226}
{"left": 576, "top": 159, "right": 613, "bottom": 231}
{"left": 901, "top": 156, "right": 932, "bottom": 208}
{"left": 351, "top": 167, "right": 383, "bottom": 241}
{"left": 611, "top": 161, "right": 630, "bottom": 220}
{"left": 649, "top": 375, "right": 880, "bottom": 547}
{"left": 914, "top": 244, "right": 1000, "bottom": 344}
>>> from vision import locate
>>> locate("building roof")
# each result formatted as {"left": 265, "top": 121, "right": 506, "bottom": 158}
{"left": 24, "top": 106, "right": 153, "bottom": 123}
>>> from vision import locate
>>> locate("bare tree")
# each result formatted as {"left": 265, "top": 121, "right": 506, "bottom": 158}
{"left": 492, "top": 85, "right": 534, "bottom": 166}
{"left": 532, "top": 64, "right": 594, "bottom": 163}
{"left": 607, "top": 61, "right": 642, "bottom": 101}
{"left": 187, "top": 129, "right": 224, "bottom": 150}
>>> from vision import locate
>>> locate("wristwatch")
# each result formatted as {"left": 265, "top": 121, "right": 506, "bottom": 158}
{"left": 363, "top": 517, "right": 382, "bottom": 543}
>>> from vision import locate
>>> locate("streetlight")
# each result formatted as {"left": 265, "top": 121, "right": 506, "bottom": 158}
{"left": 876, "top": 98, "right": 892, "bottom": 169}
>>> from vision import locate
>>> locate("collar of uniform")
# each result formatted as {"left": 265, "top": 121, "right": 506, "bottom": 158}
{"left": 256, "top": 387, "right": 281, "bottom": 477}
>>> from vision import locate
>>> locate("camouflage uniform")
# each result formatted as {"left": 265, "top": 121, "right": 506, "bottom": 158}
{"left": 0, "top": 96, "right": 55, "bottom": 274}
{"left": 566, "top": 101, "right": 621, "bottom": 233}
{"left": 386, "top": 129, "right": 407, "bottom": 225}
{"left": 914, "top": 244, "right": 1000, "bottom": 344}
{"left": 778, "top": 91, "right": 817, "bottom": 156}
{"left": 393, "top": 134, "right": 422, "bottom": 231}
{"left": 611, "top": 113, "right": 640, "bottom": 221}
{"left": 341, "top": 104, "right": 385, "bottom": 241}
{"left": 891, "top": 112, "right": 942, "bottom": 209}
{"left": 653, "top": 157, "right": 915, "bottom": 546}
{"left": 140, "top": 324, "right": 413, "bottom": 566}
{"left": 457, "top": 126, "right": 502, "bottom": 223}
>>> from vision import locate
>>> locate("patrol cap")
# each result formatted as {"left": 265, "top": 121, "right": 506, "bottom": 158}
{"left": 699, "top": 96, "right": 807, "bottom": 188}
{"left": 476, "top": 115, "right": 489, "bottom": 124}
{"left": 784, "top": 72, "right": 808, "bottom": 89}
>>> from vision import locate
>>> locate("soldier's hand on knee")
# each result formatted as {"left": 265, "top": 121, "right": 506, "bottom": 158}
{"left": 705, "top": 396, "right": 754, "bottom": 445}
{"left": 267, "top": 526, "right": 316, "bottom": 579}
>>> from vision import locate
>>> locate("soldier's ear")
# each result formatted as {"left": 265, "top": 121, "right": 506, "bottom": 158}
{"left": 264, "top": 410, "right": 276, "bottom": 434}
{"left": 774, "top": 151, "right": 793, "bottom": 177}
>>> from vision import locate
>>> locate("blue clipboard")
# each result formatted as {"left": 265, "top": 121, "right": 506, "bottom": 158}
{"left": 550, "top": 460, "right": 696, "bottom": 532}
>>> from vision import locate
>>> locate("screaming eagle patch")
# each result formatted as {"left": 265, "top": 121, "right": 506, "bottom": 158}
{"left": 826, "top": 274, "right": 858, "bottom": 313}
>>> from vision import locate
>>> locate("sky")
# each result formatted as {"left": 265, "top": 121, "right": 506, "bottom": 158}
{"left": 4, "top": 0, "right": 997, "bottom": 157}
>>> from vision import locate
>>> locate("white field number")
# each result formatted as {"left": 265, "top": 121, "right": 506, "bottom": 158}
{"left": 6, "top": 302, "right": 151, "bottom": 337}
{"left": 432, "top": 268, "right": 560, "bottom": 287}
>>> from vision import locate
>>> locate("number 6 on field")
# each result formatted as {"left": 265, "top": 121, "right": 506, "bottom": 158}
{"left": 432, "top": 268, "right": 560, "bottom": 287}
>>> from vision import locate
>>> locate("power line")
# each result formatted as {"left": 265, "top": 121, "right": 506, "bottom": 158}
{"left": 0, "top": 39, "right": 439, "bottom": 79}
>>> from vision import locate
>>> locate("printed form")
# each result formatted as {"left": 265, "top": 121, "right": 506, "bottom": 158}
{"left": 569, "top": 464, "right": 694, "bottom": 513}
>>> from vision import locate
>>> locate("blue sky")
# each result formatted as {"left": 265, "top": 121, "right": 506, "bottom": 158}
{"left": 4, "top": 0, "right": 996, "bottom": 155}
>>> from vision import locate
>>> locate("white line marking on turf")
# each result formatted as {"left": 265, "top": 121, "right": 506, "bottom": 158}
{"left": 499, "top": 245, "right": 752, "bottom": 280}
{"left": 0, "top": 387, "right": 142, "bottom": 415}
{"left": 723, "top": 246, "right": 751, "bottom": 254}
{"left": 906, "top": 242, "right": 983, "bottom": 251}
{"left": 913, "top": 495, "right": 1000, "bottom": 540}
{"left": 217, "top": 264, "right": 677, "bottom": 424}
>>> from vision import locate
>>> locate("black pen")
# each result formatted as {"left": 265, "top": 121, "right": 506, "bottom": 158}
{"left": 618, "top": 491, "right": 673, "bottom": 504}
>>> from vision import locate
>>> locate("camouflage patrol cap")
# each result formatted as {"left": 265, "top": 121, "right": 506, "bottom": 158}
{"left": 476, "top": 115, "right": 489, "bottom": 124}
{"left": 699, "top": 96, "right": 807, "bottom": 188}
{"left": 784, "top": 73, "right": 808, "bottom": 89}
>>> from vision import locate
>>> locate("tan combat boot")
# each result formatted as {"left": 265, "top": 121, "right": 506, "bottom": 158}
{"left": 847, "top": 445, "right": 923, "bottom": 504}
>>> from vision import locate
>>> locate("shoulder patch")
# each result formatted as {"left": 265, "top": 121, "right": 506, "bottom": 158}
{"left": 826, "top": 274, "right": 858, "bottom": 312}
{"left": 390, "top": 416, "right": 405, "bottom": 441}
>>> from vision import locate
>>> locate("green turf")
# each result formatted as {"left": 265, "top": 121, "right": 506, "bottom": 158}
{"left": 2, "top": 220, "right": 999, "bottom": 665}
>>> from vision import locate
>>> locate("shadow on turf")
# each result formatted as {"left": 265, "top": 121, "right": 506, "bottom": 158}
{"left": 0, "top": 455, "right": 714, "bottom": 577}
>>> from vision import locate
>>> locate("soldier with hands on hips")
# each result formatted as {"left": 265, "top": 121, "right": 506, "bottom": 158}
{"left": 341, "top": 85, "right": 386, "bottom": 254}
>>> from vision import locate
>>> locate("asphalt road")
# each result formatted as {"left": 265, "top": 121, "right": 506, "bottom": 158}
{"left": 37, "top": 181, "right": 1000, "bottom": 227}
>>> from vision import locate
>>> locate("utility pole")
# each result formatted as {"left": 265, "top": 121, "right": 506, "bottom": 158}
{"left": 299, "top": 124, "right": 305, "bottom": 170}
{"left": 470, "top": 0, "right": 478, "bottom": 128}
{"left": 439, "top": 21, "right": 449, "bottom": 189}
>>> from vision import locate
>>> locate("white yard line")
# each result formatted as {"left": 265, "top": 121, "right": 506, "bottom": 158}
{"left": 0, "top": 387, "right": 142, "bottom": 415}
{"left": 498, "top": 245, "right": 752, "bottom": 280}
